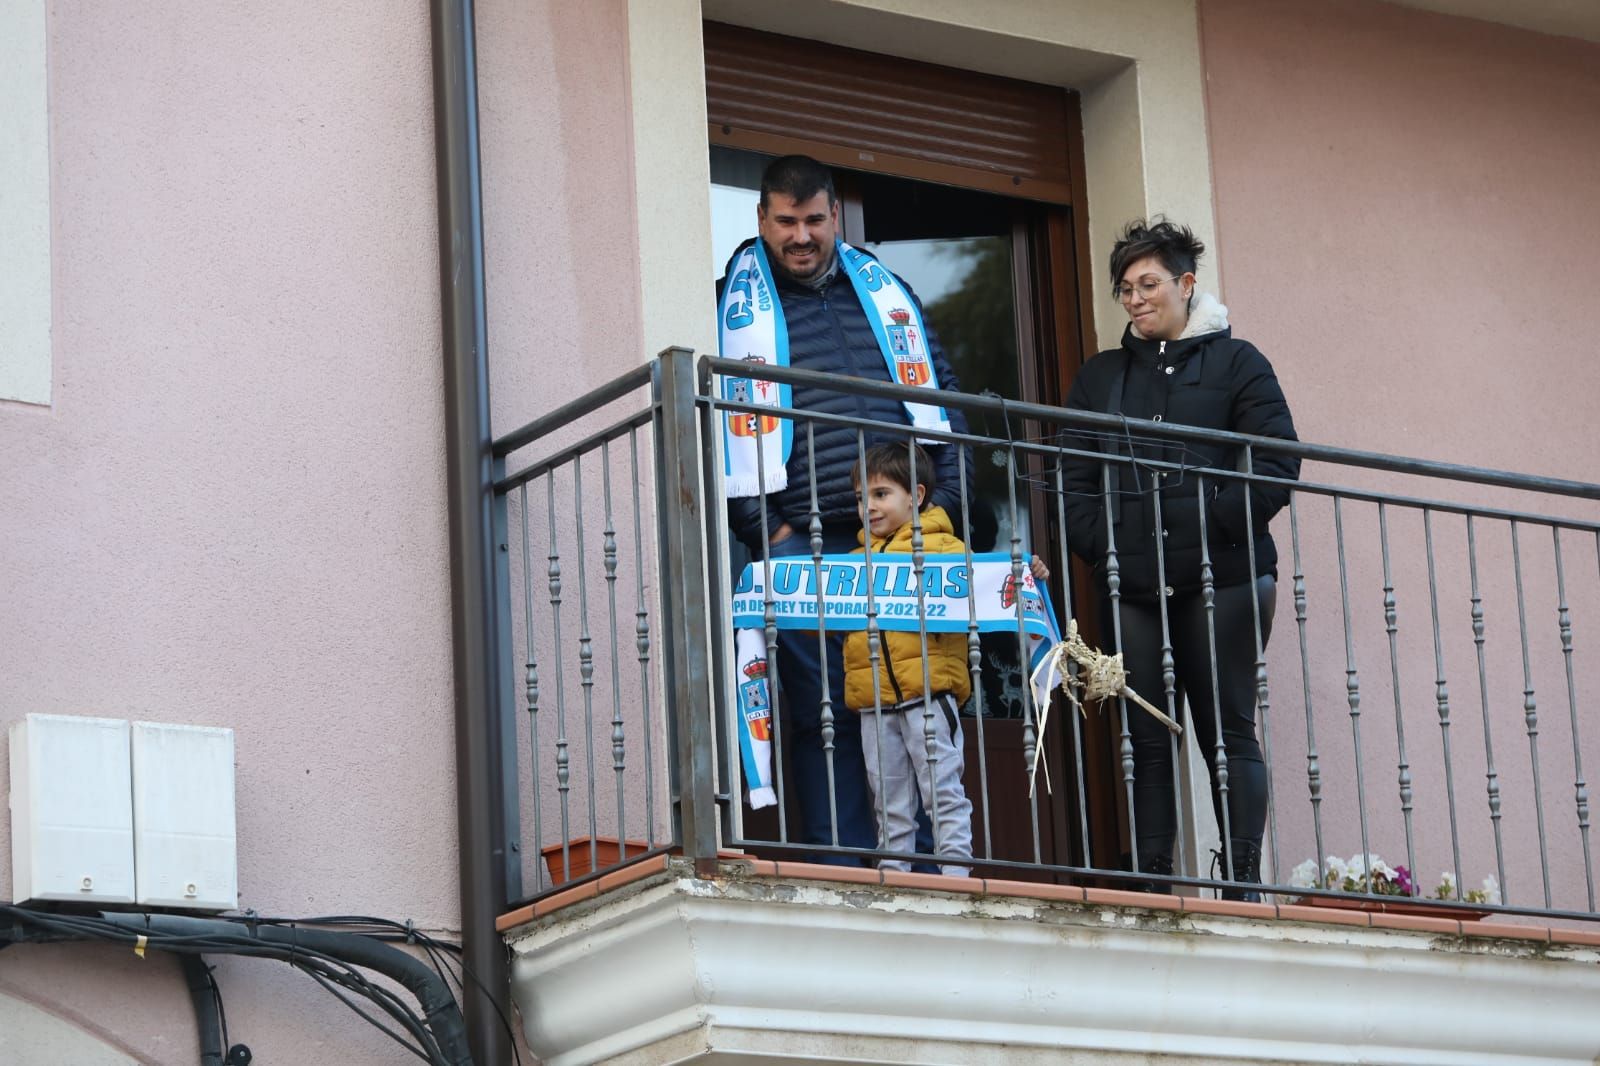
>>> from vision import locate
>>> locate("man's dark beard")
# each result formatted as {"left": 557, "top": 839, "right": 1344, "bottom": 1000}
{"left": 764, "top": 237, "right": 837, "bottom": 287}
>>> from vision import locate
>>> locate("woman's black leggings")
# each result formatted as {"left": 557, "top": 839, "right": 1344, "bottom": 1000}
{"left": 1106, "top": 577, "right": 1276, "bottom": 868}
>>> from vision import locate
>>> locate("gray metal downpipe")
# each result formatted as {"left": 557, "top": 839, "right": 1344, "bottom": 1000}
{"left": 430, "top": 0, "right": 515, "bottom": 1062}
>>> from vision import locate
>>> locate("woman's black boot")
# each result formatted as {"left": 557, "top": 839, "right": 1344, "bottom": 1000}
{"left": 1220, "top": 838, "right": 1263, "bottom": 902}
{"left": 1137, "top": 847, "right": 1175, "bottom": 894}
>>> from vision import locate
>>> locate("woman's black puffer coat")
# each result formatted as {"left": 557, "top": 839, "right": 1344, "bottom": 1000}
{"left": 1060, "top": 297, "right": 1299, "bottom": 599}
{"left": 719, "top": 239, "right": 969, "bottom": 551}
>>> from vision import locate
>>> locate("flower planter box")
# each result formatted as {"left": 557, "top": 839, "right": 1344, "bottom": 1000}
{"left": 541, "top": 836, "right": 649, "bottom": 886}
{"left": 1295, "top": 894, "right": 1489, "bottom": 921}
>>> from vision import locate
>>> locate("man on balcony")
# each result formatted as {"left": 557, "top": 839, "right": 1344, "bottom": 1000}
{"left": 717, "top": 154, "right": 970, "bottom": 866}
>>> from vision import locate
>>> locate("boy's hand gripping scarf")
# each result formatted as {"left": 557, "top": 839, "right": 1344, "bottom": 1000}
{"left": 716, "top": 239, "right": 951, "bottom": 497}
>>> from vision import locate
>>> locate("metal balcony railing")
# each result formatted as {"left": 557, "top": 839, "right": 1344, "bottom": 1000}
{"left": 491, "top": 348, "right": 1600, "bottom": 926}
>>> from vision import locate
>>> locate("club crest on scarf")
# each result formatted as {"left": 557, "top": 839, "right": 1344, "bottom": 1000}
{"left": 724, "top": 355, "right": 781, "bottom": 439}
{"left": 998, "top": 571, "right": 1046, "bottom": 620}
{"left": 739, "top": 657, "right": 772, "bottom": 741}
{"left": 886, "top": 308, "right": 930, "bottom": 386}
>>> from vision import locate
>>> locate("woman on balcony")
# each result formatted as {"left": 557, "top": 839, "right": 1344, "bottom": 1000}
{"left": 1060, "top": 218, "right": 1300, "bottom": 901}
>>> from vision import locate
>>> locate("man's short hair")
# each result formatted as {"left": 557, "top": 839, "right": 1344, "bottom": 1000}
{"left": 852, "top": 441, "right": 936, "bottom": 505}
{"left": 760, "top": 155, "right": 837, "bottom": 209}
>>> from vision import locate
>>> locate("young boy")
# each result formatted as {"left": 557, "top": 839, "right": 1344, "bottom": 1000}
{"left": 844, "top": 442, "right": 1049, "bottom": 876}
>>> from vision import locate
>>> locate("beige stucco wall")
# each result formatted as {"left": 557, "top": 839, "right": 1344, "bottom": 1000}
{"left": 1200, "top": 0, "right": 1600, "bottom": 900}
{"left": 0, "top": 0, "right": 52, "bottom": 404}
{"left": 0, "top": 1, "right": 641, "bottom": 1060}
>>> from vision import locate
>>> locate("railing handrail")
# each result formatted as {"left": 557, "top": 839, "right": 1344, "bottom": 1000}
{"left": 492, "top": 362, "right": 654, "bottom": 459}
{"left": 706, "top": 394, "right": 1600, "bottom": 533}
{"left": 700, "top": 354, "right": 1600, "bottom": 503}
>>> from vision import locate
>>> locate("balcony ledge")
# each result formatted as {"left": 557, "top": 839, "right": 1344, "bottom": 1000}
{"left": 504, "top": 859, "right": 1600, "bottom": 1065}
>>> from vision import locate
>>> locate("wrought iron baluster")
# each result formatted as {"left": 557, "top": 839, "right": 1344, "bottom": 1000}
{"left": 963, "top": 447, "right": 993, "bottom": 860}
{"left": 858, "top": 430, "right": 889, "bottom": 855}
{"left": 1239, "top": 445, "right": 1279, "bottom": 887}
{"left": 1197, "top": 475, "right": 1233, "bottom": 881}
{"left": 628, "top": 427, "right": 655, "bottom": 846}
{"left": 910, "top": 442, "right": 944, "bottom": 865}
{"left": 806, "top": 422, "right": 840, "bottom": 852}
{"left": 520, "top": 484, "right": 544, "bottom": 893}
{"left": 1466, "top": 515, "right": 1508, "bottom": 898}
{"left": 1423, "top": 509, "right": 1464, "bottom": 899}
{"left": 546, "top": 476, "right": 572, "bottom": 883}
{"left": 1052, "top": 462, "right": 1089, "bottom": 869}
{"left": 1103, "top": 460, "right": 1138, "bottom": 870}
{"left": 753, "top": 422, "right": 790, "bottom": 844}
{"left": 601, "top": 443, "right": 628, "bottom": 859}
{"left": 572, "top": 456, "right": 600, "bottom": 872}
{"left": 1378, "top": 502, "right": 1418, "bottom": 884}
{"left": 1290, "top": 494, "right": 1324, "bottom": 868}
{"left": 1554, "top": 527, "right": 1594, "bottom": 909}
{"left": 1510, "top": 520, "right": 1552, "bottom": 907}
{"left": 1149, "top": 482, "right": 1187, "bottom": 880}
{"left": 1333, "top": 496, "right": 1373, "bottom": 892}
{"left": 1009, "top": 443, "right": 1041, "bottom": 864}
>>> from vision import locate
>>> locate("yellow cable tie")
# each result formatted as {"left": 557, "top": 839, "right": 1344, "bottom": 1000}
{"left": 133, "top": 935, "right": 147, "bottom": 959}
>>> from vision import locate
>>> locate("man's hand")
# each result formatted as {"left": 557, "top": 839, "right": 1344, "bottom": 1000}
{"left": 769, "top": 522, "right": 796, "bottom": 546}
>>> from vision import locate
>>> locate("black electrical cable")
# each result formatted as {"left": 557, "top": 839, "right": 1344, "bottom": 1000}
{"left": 231, "top": 913, "right": 522, "bottom": 1066}
{"left": 4, "top": 907, "right": 514, "bottom": 1066}
{"left": 208, "top": 963, "right": 232, "bottom": 1060}
{"left": 301, "top": 966, "right": 439, "bottom": 1064}
{"left": 179, "top": 955, "right": 225, "bottom": 1066}
{"left": 1, "top": 906, "right": 470, "bottom": 1066}
{"left": 101, "top": 911, "right": 471, "bottom": 1064}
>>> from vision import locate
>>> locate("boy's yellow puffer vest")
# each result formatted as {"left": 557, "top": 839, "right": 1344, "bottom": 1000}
{"left": 842, "top": 505, "right": 973, "bottom": 711}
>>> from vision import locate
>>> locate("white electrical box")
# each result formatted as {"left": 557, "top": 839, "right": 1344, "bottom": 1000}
{"left": 131, "top": 721, "right": 238, "bottom": 911}
{"left": 9, "top": 714, "right": 136, "bottom": 904}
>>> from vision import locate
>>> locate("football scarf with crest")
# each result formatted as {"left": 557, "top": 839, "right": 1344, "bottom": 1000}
{"left": 733, "top": 628, "right": 778, "bottom": 809}
{"left": 717, "top": 239, "right": 951, "bottom": 498}
{"left": 730, "top": 553, "right": 1063, "bottom": 809}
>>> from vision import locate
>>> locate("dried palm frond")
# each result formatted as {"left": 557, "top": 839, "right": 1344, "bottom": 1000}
{"left": 1028, "top": 619, "right": 1180, "bottom": 796}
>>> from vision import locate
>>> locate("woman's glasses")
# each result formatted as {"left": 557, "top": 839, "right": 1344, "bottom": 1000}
{"left": 1114, "top": 275, "right": 1182, "bottom": 304}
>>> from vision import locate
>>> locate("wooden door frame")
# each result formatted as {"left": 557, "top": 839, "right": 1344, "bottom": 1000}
{"left": 708, "top": 40, "right": 1118, "bottom": 877}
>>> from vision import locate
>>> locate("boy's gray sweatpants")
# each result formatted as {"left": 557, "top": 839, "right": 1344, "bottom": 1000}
{"left": 859, "top": 693, "right": 974, "bottom": 876}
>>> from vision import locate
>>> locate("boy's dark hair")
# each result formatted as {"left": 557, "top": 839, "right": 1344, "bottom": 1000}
{"left": 852, "top": 441, "right": 936, "bottom": 506}
{"left": 1108, "top": 216, "right": 1205, "bottom": 286}
{"left": 760, "top": 155, "right": 836, "bottom": 209}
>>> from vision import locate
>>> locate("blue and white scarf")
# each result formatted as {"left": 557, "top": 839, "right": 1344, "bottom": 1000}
{"left": 731, "top": 553, "right": 1062, "bottom": 808}
{"left": 717, "top": 239, "right": 951, "bottom": 497}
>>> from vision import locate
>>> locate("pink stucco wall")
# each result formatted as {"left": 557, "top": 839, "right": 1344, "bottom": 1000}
{"left": 1201, "top": 0, "right": 1600, "bottom": 475}
{"left": 1200, "top": 0, "right": 1600, "bottom": 900}
{"left": 474, "top": 0, "right": 665, "bottom": 894}
{"left": 0, "top": 1, "right": 639, "bottom": 1061}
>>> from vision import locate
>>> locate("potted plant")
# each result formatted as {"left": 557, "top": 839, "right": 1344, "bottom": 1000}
{"left": 1286, "top": 853, "right": 1499, "bottom": 919}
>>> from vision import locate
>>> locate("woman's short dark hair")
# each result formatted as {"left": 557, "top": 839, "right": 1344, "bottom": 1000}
{"left": 1108, "top": 217, "right": 1205, "bottom": 286}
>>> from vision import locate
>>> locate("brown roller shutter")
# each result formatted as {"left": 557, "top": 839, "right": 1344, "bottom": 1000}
{"left": 704, "top": 22, "right": 1074, "bottom": 204}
